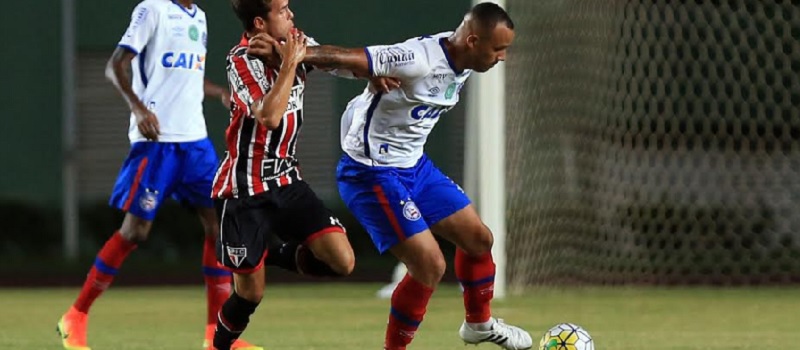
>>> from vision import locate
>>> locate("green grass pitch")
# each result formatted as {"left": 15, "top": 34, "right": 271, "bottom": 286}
{"left": 1, "top": 284, "right": 798, "bottom": 349}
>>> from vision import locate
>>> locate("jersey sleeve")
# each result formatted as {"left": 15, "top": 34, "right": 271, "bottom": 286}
{"left": 364, "top": 41, "right": 429, "bottom": 79}
{"left": 227, "top": 53, "right": 272, "bottom": 117}
{"left": 118, "top": 2, "right": 159, "bottom": 55}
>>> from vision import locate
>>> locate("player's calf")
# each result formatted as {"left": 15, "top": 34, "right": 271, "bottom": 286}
{"left": 214, "top": 273, "right": 263, "bottom": 350}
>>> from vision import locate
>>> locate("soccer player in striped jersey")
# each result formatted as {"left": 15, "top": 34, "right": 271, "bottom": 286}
{"left": 247, "top": 2, "right": 532, "bottom": 349}
{"left": 210, "top": 0, "right": 386, "bottom": 348}
{"left": 56, "top": 1, "right": 262, "bottom": 350}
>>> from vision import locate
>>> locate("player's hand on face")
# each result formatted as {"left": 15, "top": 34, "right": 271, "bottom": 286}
{"left": 278, "top": 28, "right": 307, "bottom": 67}
{"left": 247, "top": 33, "right": 280, "bottom": 60}
{"left": 369, "top": 77, "right": 401, "bottom": 93}
{"left": 133, "top": 107, "right": 160, "bottom": 141}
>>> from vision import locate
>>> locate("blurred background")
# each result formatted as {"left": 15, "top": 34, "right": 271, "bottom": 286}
{"left": 3, "top": 0, "right": 800, "bottom": 348}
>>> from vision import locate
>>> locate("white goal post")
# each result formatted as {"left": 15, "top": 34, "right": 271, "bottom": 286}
{"left": 465, "top": 0, "right": 507, "bottom": 299}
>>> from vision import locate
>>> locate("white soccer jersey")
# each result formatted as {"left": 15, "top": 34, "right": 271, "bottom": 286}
{"left": 118, "top": 0, "right": 209, "bottom": 143}
{"left": 340, "top": 32, "right": 472, "bottom": 168}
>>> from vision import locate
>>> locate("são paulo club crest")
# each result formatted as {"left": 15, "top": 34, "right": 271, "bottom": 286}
{"left": 226, "top": 246, "right": 247, "bottom": 267}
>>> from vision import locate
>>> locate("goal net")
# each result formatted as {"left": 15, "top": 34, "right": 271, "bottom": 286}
{"left": 504, "top": 0, "right": 800, "bottom": 290}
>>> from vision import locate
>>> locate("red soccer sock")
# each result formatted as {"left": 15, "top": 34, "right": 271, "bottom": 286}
{"left": 202, "top": 235, "right": 233, "bottom": 325}
{"left": 455, "top": 249, "right": 495, "bottom": 323}
{"left": 73, "top": 231, "right": 137, "bottom": 313}
{"left": 384, "top": 274, "right": 434, "bottom": 350}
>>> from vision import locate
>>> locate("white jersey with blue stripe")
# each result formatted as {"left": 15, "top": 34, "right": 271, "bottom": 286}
{"left": 118, "top": 0, "right": 208, "bottom": 143}
{"left": 340, "top": 32, "right": 472, "bottom": 168}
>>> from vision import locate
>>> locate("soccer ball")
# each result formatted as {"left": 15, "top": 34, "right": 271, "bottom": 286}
{"left": 538, "top": 323, "right": 594, "bottom": 350}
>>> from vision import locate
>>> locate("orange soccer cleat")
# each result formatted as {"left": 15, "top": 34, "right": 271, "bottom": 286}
{"left": 56, "top": 307, "right": 91, "bottom": 350}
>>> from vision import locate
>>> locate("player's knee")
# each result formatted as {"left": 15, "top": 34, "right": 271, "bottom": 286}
{"left": 197, "top": 208, "right": 219, "bottom": 238}
{"left": 407, "top": 252, "right": 446, "bottom": 286}
{"left": 329, "top": 249, "right": 355, "bottom": 276}
{"left": 462, "top": 224, "right": 494, "bottom": 256}
{"left": 119, "top": 213, "right": 153, "bottom": 243}
{"left": 236, "top": 286, "right": 264, "bottom": 304}
{"left": 201, "top": 221, "right": 219, "bottom": 238}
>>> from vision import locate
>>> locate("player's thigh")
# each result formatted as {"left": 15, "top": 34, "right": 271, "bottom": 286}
{"left": 273, "top": 182, "right": 353, "bottom": 263}
{"left": 216, "top": 196, "right": 274, "bottom": 274}
{"left": 429, "top": 204, "right": 493, "bottom": 256}
{"left": 337, "top": 169, "right": 429, "bottom": 254}
{"left": 109, "top": 142, "right": 182, "bottom": 221}
{"left": 173, "top": 138, "right": 219, "bottom": 210}
{"left": 196, "top": 206, "right": 218, "bottom": 237}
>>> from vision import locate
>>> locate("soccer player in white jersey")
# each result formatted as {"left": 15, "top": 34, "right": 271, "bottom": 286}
{"left": 56, "top": 1, "right": 261, "bottom": 350}
{"left": 250, "top": 2, "right": 531, "bottom": 349}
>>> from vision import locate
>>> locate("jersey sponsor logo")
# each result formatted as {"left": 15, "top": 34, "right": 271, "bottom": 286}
{"left": 161, "top": 51, "right": 205, "bottom": 71}
{"left": 431, "top": 73, "right": 453, "bottom": 83}
{"left": 376, "top": 47, "right": 416, "bottom": 66}
{"left": 410, "top": 104, "right": 452, "bottom": 120}
{"left": 286, "top": 85, "right": 304, "bottom": 113}
{"left": 402, "top": 200, "right": 422, "bottom": 221}
{"left": 261, "top": 158, "right": 295, "bottom": 181}
{"left": 226, "top": 246, "right": 247, "bottom": 267}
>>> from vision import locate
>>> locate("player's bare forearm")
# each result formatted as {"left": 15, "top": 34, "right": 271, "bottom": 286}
{"left": 305, "top": 46, "right": 371, "bottom": 77}
{"left": 251, "top": 62, "right": 298, "bottom": 130}
{"left": 203, "top": 79, "right": 226, "bottom": 98}
{"left": 105, "top": 47, "right": 148, "bottom": 114}
{"left": 204, "top": 79, "right": 231, "bottom": 109}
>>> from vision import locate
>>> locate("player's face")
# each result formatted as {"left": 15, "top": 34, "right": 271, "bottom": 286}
{"left": 471, "top": 24, "right": 514, "bottom": 72}
{"left": 265, "top": 0, "right": 295, "bottom": 41}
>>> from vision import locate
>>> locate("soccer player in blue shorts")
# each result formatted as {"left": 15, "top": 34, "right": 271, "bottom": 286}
{"left": 56, "top": 1, "right": 261, "bottom": 349}
{"left": 249, "top": 2, "right": 532, "bottom": 349}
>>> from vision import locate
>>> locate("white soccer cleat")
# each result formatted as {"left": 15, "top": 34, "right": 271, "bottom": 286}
{"left": 459, "top": 317, "right": 533, "bottom": 350}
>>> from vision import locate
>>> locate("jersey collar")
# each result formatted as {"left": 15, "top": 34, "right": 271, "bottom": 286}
{"left": 438, "top": 37, "right": 463, "bottom": 75}
{"left": 171, "top": 0, "right": 197, "bottom": 18}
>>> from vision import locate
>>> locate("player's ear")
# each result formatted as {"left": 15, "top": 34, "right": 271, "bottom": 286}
{"left": 466, "top": 34, "right": 479, "bottom": 49}
{"left": 253, "top": 16, "right": 267, "bottom": 32}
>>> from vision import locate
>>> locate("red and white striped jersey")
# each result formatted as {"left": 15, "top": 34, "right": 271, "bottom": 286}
{"left": 212, "top": 34, "right": 310, "bottom": 199}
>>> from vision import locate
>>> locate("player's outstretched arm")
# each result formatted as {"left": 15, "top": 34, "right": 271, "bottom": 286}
{"left": 204, "top": 79, "right": 231, "bottom": 110}
{"left": 105, "top": 47, "right": 160, "bottom": 140}
{"left": 251, "top": 30, "right": 307, "bottom": 130}
{"left": 304, "top": 46, "right": 371, "bottom": 77}
{"left": 246, "top": 34, "right": 370, "bottom": 77}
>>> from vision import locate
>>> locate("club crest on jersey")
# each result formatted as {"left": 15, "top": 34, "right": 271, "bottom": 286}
{"left": 445, "top": 82, "right": 458, "bottom": 100}
{"left": 139, "top": 189, "right": 159, "bottom": 212}
{"left": 402, "top": 200, "right": 422, "bottom": 221}
{"left": 226, "top": 246, "right": 247, "bottom": 267}
{"left": 188, "top": 25, "right": 199, "bottom": 41}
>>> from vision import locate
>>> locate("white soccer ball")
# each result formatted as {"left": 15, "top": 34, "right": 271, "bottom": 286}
{"left": 538, "top": 323, "right": 594, "bottom": 350}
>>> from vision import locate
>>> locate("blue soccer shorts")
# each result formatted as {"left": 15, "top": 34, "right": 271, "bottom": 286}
{"left": 336, "top": 154, "right": 471, "bottom": 253}
{"left": 109, "top": 138, "right": 219, "bottom": 221}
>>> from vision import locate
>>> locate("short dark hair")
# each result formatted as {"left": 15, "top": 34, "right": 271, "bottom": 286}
{"left": 231, "top": 0, "right": 272, "bottom": 31}
{"left": 470, "top": 2, "right": 515, "bottom": 31}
